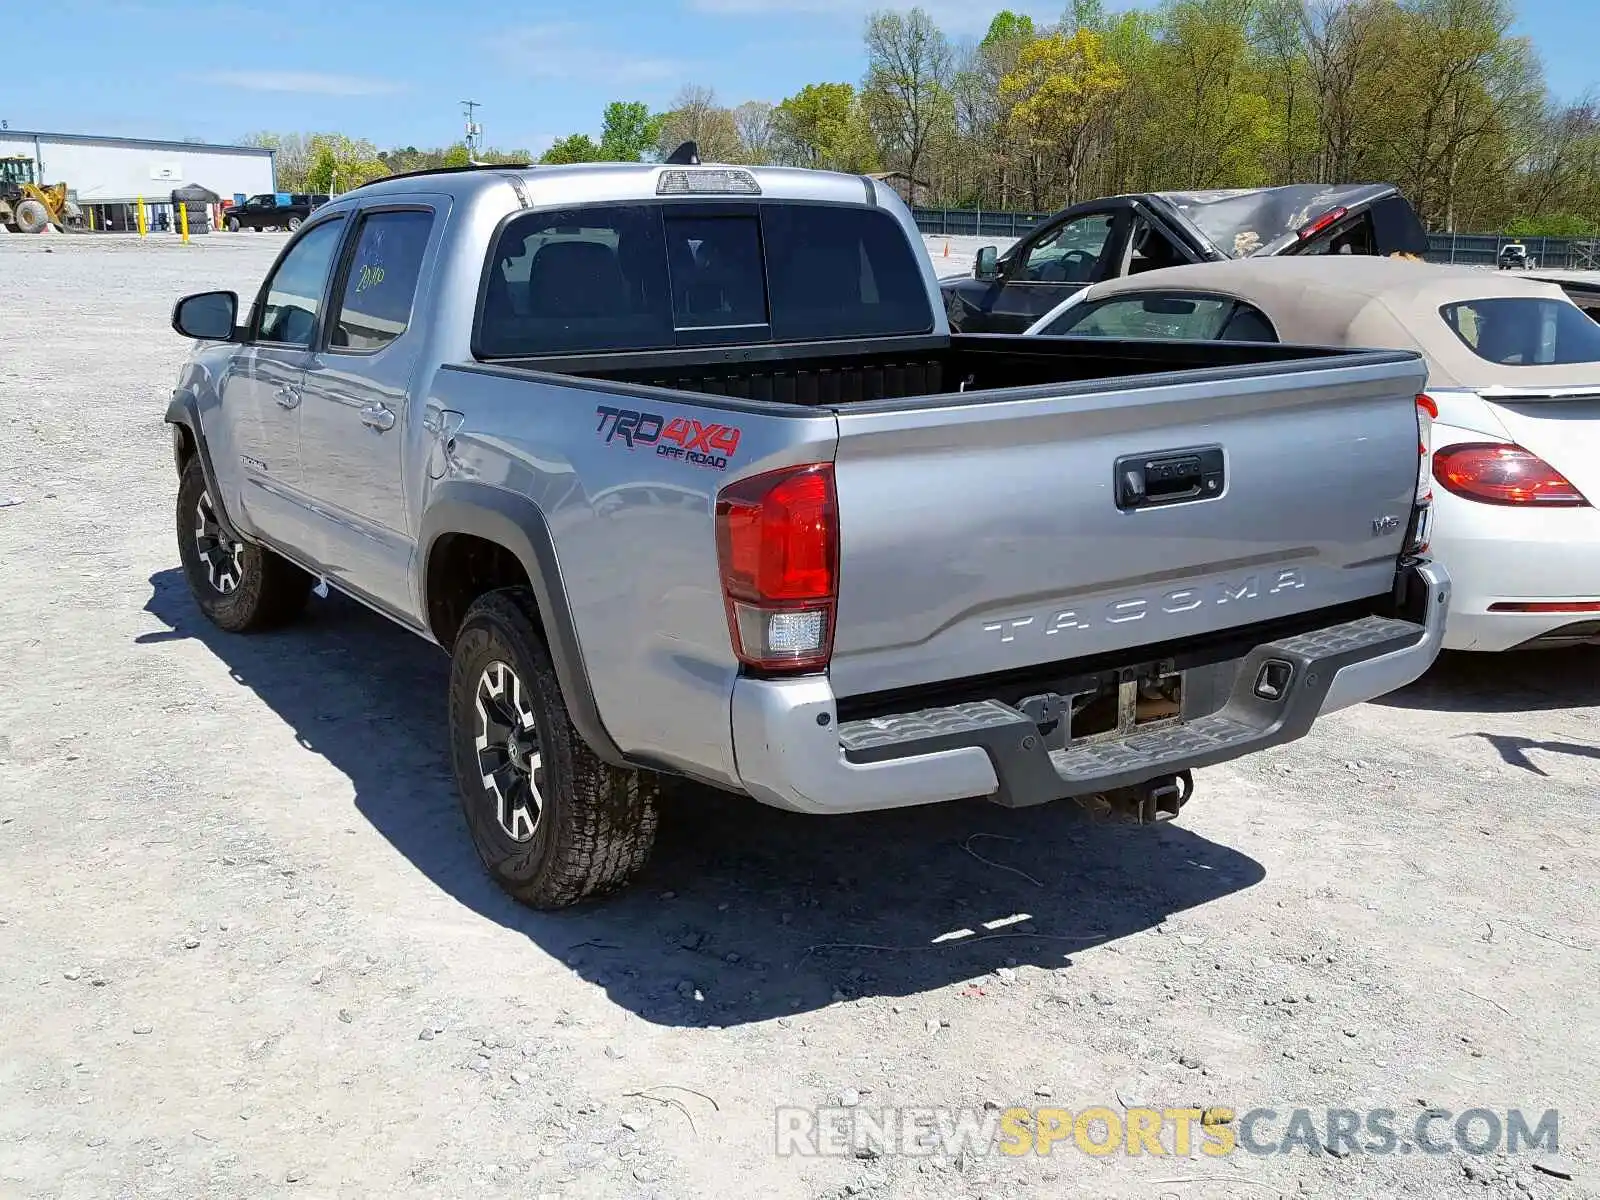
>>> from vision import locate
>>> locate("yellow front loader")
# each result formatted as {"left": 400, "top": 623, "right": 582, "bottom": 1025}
{"left": 0, "top": 155, "right": 83, "bottom": 233}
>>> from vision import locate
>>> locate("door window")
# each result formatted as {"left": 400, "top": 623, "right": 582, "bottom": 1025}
{"left": 1018, "top": 214, "right": 1115, "bottom": 283}
{"left": 330, "top": 210, "right": 434, "bottom": 351}
{"left": 254, "top": 218, "right": 346, "bottom": 347}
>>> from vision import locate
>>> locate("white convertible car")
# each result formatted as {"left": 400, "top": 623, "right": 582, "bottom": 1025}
{"left": 1026, "top": 257, "right": 1600, "bottom": 652}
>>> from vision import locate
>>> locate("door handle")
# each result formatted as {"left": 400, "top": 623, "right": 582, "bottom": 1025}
{"left": 1114, "top": 446, "right": 1225, "bottom": 511}
{"left": 359, "top": 404, "right": 396, "bottom": 432}
{"left": 274, "top": 383, "right": 301, "bottom": 410}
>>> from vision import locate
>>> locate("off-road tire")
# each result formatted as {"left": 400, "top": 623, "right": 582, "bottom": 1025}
{"left": 176, "top": 458, "right": 311, "bottom": 632}
{"left": 448, "top": 588, "right": 660, "bottom": 908}
{"left": 15, "top": 199, "right": 50, "bottom": 234}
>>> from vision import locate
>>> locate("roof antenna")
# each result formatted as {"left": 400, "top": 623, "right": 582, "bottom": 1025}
{"left": 665, "top": 140, "right": 700, "bottom": 166}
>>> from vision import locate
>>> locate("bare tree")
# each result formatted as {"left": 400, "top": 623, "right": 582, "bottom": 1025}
{"left": 656, "top": 85, "right": 742, "bottom": 162}
{"left": 862, "top": 8, "right": 953, "bottom": 191}
{"left": 732, "top": 100, "right": 776, "bottom": 164}
{"left": 1300, "top": 0, "right": 1387, "bottom": 184}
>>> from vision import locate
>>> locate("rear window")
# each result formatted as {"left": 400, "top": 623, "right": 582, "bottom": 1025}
{"left": 476, "top": 202, "right": 932, "bottom": 358}
{"left": 1440, "top": 298, "right": 1600, "bottom": 365}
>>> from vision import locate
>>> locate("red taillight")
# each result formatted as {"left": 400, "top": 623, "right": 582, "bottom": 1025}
{"left": 1297, "top": 206, "right": 1348, "bottom": 240}
{"left": 1432, "top": 443, "right": 1590, "bottom": 507}
{"left": 1415, "top": 393, "right": 1436, "bottom": 504}
{"left": 715, "top": 463, "right": 838, "bottom": 672}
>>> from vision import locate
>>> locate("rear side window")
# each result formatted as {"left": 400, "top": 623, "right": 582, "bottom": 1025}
{"left": 1440, "top": 298, "right": 1600, "bottom": 365}
{"left": 331, "top": 209, "right": 434, "bottom": 352}
{"left": 1045, "top": 293, "right": 1275, "bottom": 342}
{"left": 476, "top": 202, "right": 932, "bottom": 357}
{"left": 479, "top": 205, "right": 673, "bottom": 356}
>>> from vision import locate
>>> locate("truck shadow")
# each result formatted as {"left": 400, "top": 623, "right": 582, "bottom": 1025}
{"left": 1375, "top": 647, "right": 1599, "bottom": 714}
{"left": 141, "top": 568, "right": 1265, "bottom": 1028}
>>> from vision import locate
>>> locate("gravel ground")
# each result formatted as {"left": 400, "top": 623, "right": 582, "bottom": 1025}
{"left": 1, "top": 232, "right": 1597, "bottom": 1200}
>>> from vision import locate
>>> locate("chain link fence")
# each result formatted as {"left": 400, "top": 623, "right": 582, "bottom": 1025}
{"left": 910, "top": 207, "right": 1600, "bottom": 270}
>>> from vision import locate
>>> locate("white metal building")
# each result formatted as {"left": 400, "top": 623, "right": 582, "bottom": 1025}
{"left": 0, "top": 128, "right": 276, "bottom": 230}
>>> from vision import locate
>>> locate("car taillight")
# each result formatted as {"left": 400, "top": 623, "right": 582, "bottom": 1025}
{"left": 715, "top": 463, "right": 838, "bottom": 672}
{"left": 1415, "top": 393, "right": 1436, "bottom": 504}
{"left": 1432, "top": 443, "right": 1590, "bottom": 507}
{"left": 1404, "top": 393, "right": 1437, "bottom": 554}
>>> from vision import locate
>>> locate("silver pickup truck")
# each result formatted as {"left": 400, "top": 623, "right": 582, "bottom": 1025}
{"left": 165, "top": 158, "right": 1449, "bottom": 908}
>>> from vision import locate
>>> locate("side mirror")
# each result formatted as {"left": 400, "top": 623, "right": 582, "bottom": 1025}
{"left": 172, "top": 290, "right": 239, "bottom": 341}
{"left": 974, "top": 245, "right": 999, "bottom": 281}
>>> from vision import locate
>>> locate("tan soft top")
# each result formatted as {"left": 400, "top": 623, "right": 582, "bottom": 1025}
{"left": 1081, "top": 257, "right": 1587, "bottom": 387}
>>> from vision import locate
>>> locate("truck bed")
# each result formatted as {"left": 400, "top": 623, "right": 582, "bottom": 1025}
{"left": 488, "top": 333, "right": 1367, "bottom": 409}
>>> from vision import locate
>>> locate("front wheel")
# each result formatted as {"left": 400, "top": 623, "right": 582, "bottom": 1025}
{"left": 448, "top": 588, "right": 660, "bottom": 908}
{"left": 175, "top": 458, "right": 311, "bottom": 632}
{"left": 226, "top": 216, "right": 240, "bottom": 232}
{"left": 14, "top": 199, "right": 50, "bottom": 234}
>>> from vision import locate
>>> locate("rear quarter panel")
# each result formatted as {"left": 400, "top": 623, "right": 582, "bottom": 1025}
{"left": 421, "top": 366, "right": 837, "bottom": 786}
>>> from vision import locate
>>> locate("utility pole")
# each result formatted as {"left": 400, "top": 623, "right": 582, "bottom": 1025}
{"left": 461, "top": 100, "right": 483, "bottom": 163}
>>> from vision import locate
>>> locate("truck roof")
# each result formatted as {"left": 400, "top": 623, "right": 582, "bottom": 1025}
{"left": 345, "top": 161, "right": 888, "bottom": 210}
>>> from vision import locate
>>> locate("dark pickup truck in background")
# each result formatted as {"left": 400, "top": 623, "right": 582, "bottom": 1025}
{"left": 943, "top": 183, "right": 1431, "bottom": 333}
{"left": 225, "top": 192, "right": 331, "bottom": 233}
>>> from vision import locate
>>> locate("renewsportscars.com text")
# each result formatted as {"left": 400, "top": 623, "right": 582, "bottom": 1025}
{"left": 774, "top": 1105, "right": 1560, "bottom": 1160}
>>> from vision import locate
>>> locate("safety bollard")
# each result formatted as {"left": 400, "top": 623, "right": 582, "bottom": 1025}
{"left": 88, "top": 207, "right": 96, "bottom": 232}
{"left": 180, "top": 204, "right": 190, "bottom": 244}
{"left": 136, "top": 197, "right": 147, "bottom": 237}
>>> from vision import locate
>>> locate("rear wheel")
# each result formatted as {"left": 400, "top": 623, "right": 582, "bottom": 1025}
{"left": 448, "top": 588, "right": 660, "bottom": 908}
{"left": 286, "top": 216, "right": 302, "bottom": 232}
{"left": 176, "top": 458, "right": 311, "bottom": 632}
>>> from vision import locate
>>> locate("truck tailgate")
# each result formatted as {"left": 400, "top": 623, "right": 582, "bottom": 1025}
{"left": 827, "top": 353, "right": 1427, "bottom": 698}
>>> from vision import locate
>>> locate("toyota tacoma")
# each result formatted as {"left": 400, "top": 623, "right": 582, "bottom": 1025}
{"left": 165, "top": 154, "right": 1449, "bottom": 908}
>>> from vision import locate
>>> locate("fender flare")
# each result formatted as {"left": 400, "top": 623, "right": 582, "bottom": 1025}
{"left": 165, "top": 392, "right": 243, "bottom": 543}
{"left": 418, "top": 482, "right": 630, "bottom": 769}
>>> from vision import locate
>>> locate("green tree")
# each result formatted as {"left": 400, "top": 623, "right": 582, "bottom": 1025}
{"left": 539, "top": 134, "right": 605, "bottom": 164}
{"left": 304, "top": 133, "right": 388, "bottom": 193}
{"left": 773, "top": 82, "right": 878, "bottom": 172}
{"left": 981, "top": 10, "right": 1035, "bottom": 47}
{"left": 600, "top": 101, "right": 665, "bottom": 162}
{"left": 1000, "top": 30, "right": 1125, "bottom": 206}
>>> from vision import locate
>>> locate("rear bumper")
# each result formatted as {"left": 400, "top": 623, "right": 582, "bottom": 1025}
{"left": 1430, "top": 498, "right": 1600, "bottom": 651}
{"left": 731, "top": 563, "right": 1449, "bottom": 815}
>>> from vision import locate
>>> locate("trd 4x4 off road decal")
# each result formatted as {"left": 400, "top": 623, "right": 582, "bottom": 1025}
{"left": 594, "top": 406, "right": 742, "bottom": 471}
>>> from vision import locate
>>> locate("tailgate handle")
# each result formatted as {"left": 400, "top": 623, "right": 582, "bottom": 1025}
{"left": 1115, "top": 447, "right": 1225, "bottom": 511}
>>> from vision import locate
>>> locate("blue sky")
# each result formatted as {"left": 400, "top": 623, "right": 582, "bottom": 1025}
{"left": 7, "top": 0, "right": 1596, "bottom": 158}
